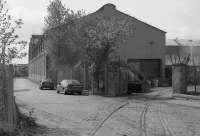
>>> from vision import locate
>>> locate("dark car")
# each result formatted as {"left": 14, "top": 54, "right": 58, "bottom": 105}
{"left": 56, "top": 79, "right": 83, "bottom": 95}
{"left": 39, "top": 79, "right": 55, "bottom": 90}
{"left": 127, "top": 80, "right": 142, "bottom": 94}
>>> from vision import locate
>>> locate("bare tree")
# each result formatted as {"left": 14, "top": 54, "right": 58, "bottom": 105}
{"left": 166, "top": 54, "right": 190, "bottom": 65}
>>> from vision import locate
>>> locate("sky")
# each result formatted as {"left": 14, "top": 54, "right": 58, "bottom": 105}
{"left": 7, "top": 0, "right": 200, "bottom": 64}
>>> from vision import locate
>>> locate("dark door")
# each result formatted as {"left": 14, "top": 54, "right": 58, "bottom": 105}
{"left": 141, "top": 59, "right": 161, "bottom": 79}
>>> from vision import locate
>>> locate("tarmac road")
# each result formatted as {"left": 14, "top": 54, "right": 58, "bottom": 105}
{"left": 14, "top": 78, "right": 200, "bottom": 136}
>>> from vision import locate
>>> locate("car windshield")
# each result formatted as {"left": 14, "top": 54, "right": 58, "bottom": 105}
{"left": 42, "top": 79, "right": 52, "bottom": 83}
{"left": 71, "top": 80, "right": 80, "bottom": 84}
{"left": 61, "top": 80, "right": 80, "bottom": 87}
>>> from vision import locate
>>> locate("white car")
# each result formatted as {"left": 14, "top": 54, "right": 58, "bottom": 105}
{"left": 56, "top": 79, "right": 83, "bottom": 95}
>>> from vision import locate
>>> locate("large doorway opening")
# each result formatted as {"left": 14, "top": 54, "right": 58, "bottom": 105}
{"left": 127, "top": 59, "right": 161, "bottom": 80}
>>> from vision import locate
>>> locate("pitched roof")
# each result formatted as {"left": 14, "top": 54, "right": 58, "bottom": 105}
{"left": 93, "top": 3, "right": 166, "bottom": 33}
{"left": 43, "top": 3, "right": 166, "bottom": 36}
{"left": 166, "top": 39, "right": 200, "bottom": 46}
{"left": 166, "top": 39, "right": 179, "bottom": 46}
{"left": 177, "top": 39, "right": 200, "bottom": 46}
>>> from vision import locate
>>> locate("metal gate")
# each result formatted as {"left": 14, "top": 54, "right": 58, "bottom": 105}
{"left": 187, "top": 66, "right": 200, "bottom": 94}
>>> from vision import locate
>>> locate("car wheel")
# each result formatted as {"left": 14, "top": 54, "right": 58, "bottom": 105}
{"left": 57, "top": 90, "right": 60, "bottom": 94}
{"left": 64, "top": 91, "right": 68, "bottom": 95}
{"left": 78, "top": 92, "right": 82, "bottom": 95}
{"left": 40, "top": 87, "right": 43, "bottom": 90}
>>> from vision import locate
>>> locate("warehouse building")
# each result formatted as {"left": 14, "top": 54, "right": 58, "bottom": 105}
{"left": 29, "top": 3, "right": 166, "bottom": 85}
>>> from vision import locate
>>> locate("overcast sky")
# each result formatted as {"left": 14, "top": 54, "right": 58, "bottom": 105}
{"left": 7, "top": 0, "right": 200, "bottom": 64}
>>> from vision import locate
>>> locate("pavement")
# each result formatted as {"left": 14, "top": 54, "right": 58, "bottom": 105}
{"left": 173, "top": 93, "right": 200, "bottom": 100}
{"left": 150, "top": 86, "right": 200, "bottom": 99}
{"left": 14, "top": 78, "right": 200, "bottom": 136}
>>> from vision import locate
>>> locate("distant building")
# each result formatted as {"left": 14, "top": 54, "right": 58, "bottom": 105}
{"left": 165, "top": 39, "right": 200, "bottom": 83}
{"left": 165, "top": 39, "right": 200, "bottom": 66}
{"left": 13, "top": 64, "right": 28, "bottom": 77}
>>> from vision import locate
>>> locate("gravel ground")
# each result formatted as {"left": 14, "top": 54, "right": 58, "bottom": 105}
{"left": 14, "top": 78, "right": 200, "bottom": 136}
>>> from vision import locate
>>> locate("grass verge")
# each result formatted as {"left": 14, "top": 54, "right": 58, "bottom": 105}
{"left": 0, "top": 105, "right": 46, "bottom": 136}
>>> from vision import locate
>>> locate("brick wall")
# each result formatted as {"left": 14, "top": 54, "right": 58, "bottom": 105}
{"left": 29, "top": 52, "right": 46, "bottom": 82}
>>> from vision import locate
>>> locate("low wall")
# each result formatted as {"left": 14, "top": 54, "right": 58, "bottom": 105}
{"left": 172, "top": 64, "right": 187, "bottom": 93}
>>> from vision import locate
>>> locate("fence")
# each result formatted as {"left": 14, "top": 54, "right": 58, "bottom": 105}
{"left": 168, "top": 64, "right": 200, "bottom": 94}
{"left": 186, "top": 66, "right": 200, "bottom": 93}
{"left": 0, "top": 64, "right": 17, "bottom": 133}
{"left": 71, "top": 58, "right": 130, "bottom": 96}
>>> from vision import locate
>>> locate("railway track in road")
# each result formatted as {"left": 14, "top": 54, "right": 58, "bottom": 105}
{"left": 88, "top": 91, "right": 175, "bottom": 136}
{"left": 157, "top": 104, "right": 176, "bottom": 136}
{"left": 136, "top": 90, "right": 173, "bottom": 136}
{"left": 88, "top": 99, "right": 151, "bottom": 136}
{"left": 138, "top": 101, "right": 176, "bottom": 136}
{"left": 138, "top": 90, "right": 165, "bottom": 136}
{"left": 139, "top": 103, "right": 150, "bottom": 136}
{"left": 88, "top": 101, "right": 129, "bottom": 136}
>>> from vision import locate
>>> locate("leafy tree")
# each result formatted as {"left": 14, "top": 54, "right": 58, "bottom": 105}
{"left": 44, "top": 1, "right": 134, "bottom": 89}
{"left": 79, "top": 16, "right": 134, "bottom": 88}
{"left": 45, "top": 21, "right": 84, "bottom": 67}
{"left": 0, "top": 0, "right": 27, "bottom": 65}
{"left": 44, "top": 0, "right": 84, "bottom": 30}
{"left": 44, "top": 0, "right": 66, "bottom": 30}
{"left": 44, "top": 0, "right": 85, "bottom": 81}
{"left": 0, "top": 0, "right": 27, "bottom": 124}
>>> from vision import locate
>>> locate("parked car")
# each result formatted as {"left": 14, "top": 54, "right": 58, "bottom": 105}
{"left": 127, "top": 80, "right": 142, "bottom": 94}
{"left": 39, "top": 79, "right": 55, "bottom": 90}
{"left": 56, "top": 79, "right": 83, "bottom": 95}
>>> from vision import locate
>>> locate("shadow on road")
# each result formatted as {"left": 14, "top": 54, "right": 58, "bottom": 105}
{"left": 14, "top": 89, "right": 31, "bottom": 92}
{"left": 127, "top": 91, "right": 174, "bottom": 101}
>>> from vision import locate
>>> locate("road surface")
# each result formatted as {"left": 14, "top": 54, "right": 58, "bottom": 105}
{"left": 14, "top": 78, "right": 200, "bottom": 136}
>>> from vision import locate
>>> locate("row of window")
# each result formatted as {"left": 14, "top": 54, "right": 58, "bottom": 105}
{"left": 29, "top": 57, "right": 45, "bottom": 76}
{"left": 29, "top": 37, "right": 45, "bottom": 61}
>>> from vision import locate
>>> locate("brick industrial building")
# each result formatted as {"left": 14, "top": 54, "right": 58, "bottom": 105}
{"left": 28, "top": 35, "right": 46, "bottom": 82}
{"left": 86, "top": 4, "right": 166, "bottom": 80}
{"left": 28, "top": 4, "right": 166, "bottom": 86}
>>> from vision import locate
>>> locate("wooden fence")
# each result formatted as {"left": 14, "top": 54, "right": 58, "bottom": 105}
{"left": 0, "top": 64, "right": 17, "bottom": 133}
